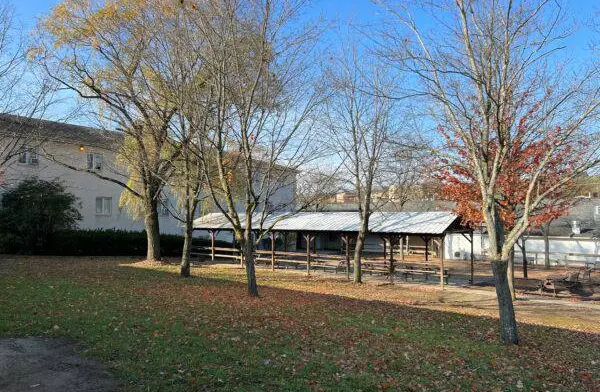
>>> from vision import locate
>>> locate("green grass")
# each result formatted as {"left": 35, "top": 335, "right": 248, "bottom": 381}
{"left": 0, "top": 256, "right": 598, "bottom": 391}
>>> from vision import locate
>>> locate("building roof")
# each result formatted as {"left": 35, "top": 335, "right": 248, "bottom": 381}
{"left": 0, "top": 114, "right": 122, "bottom": 150}
{"left": 193, "top": 211, "right": 465, "bottom": 235}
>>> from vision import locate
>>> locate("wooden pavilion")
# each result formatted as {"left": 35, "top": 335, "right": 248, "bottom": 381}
{"left": 192, "top": 211, "right": 474, "bottom": 287}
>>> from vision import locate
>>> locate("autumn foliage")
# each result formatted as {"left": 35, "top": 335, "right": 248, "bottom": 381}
{"left": 437, "top": 104, "right": 581, "bottom": 231}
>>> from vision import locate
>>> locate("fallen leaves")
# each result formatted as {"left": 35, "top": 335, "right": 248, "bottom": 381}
{"left": 1, "top": 256, "right": 599, "bottom": 391}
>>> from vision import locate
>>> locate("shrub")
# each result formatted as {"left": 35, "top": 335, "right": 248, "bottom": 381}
{"left": 39, "top": 229, "right": 230, "bottom": 257}
{"left": 0, "top": 178, "right": 81, "bottom": 254}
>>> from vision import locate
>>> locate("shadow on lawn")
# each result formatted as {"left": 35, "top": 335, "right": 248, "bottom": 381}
{"left": 117, "top": 260, "right": 600, "bottom": 338}
{"left": 3, "top": 256, "right": 600, "bottom": 391}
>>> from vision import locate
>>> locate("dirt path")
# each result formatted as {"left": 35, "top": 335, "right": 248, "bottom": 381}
{"left": 0, "top": 338, "right": 119, "bottom": 392}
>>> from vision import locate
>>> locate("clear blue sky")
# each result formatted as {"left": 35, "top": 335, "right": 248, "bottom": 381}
{"left": 13, "top": 0, "right": 598, "bottom": 62}
{"left": 10, "top": 0, "right": 600, "bottom": 124}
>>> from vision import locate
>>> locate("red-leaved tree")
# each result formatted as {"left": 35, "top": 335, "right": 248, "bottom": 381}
{"left": 379, "top": 0, "right": 600, "bottom": 344}
{"left": 438, "top": 105, "right": 577, "bottom": 295}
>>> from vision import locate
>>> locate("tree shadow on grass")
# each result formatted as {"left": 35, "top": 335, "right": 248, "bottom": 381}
{"left": 113, "top": 261, "right": 600, "bottom": 390}
{"left": 2, "top": 257, "right": 598, "bottom": 391}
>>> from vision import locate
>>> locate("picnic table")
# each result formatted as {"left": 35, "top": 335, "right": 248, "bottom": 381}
{"left": 396, "top": 262, "right": 449, "bottom": 284}
{"left": 541, "top": 271, "right": 581, "bottom": 296}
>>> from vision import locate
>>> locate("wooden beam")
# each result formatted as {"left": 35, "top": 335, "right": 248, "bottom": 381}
{"left": 283, "top": 232, "right": 289, "bottom": 252}
{"left": 421, "top": 236, "right": 430, "bottom": 262}
{"left": 460, "top": 232, "right": 473, "bottom": 243}
{"left": 440, "top": 235, "right": 445, "bottom": 289}
{"left": 470, "top": 231, "right": 474, "bottom": 285}
{"left": 210, "top": 230, "right": 216, "bottom": 262}
{"left": 270, "top": 231, "right": 276, "bottom": 271}
{"left": 400, "top": 235, "right": 405, "bottom": 262}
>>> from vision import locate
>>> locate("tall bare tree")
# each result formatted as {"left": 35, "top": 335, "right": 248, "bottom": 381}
{"left": 183, "top": 0, "right": 323, "bottom": 296}
{"left": 323, "top": 43, "right": 401, "bottom": 283}
{"left": 378, "top": 0, "right": 600, "bottom": 343}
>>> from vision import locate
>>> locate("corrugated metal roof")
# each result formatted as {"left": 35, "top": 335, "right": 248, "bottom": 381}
{"left": 193, "top": 211, "right": 460, "bottom": 235}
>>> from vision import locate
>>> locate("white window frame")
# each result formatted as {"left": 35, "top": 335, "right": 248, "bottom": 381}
{"left": 18, "top": 146, "right": 39, "bottom": 165}
{"left": 95, "top": 197, "right": 112, "bottom": 216}
{"left": 87, "top": 152, "right": 104, "bottom": 171}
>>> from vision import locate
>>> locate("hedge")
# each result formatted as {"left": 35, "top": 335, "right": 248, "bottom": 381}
{"left": 1, "top": 229, "right": 230, "bottom": 257}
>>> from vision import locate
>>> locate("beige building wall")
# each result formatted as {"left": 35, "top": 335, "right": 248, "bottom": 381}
{"left": 1, "top": 136, "right": 297, "bottom": 236}
{"left": 1, "top": 139, "right": 183, "bottom": 235}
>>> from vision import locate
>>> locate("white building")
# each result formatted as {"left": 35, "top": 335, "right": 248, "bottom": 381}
{"left": 0, "top": 115, "right": 296, "bottom": 236}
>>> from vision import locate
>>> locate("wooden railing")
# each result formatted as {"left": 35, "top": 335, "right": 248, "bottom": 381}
{"left": 190, "top": 246, "right": 451, "bottom": 284}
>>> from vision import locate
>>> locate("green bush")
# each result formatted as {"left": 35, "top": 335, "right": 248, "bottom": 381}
{"left": 37, "top": 229, "right": 230, "bottom": 257}
{"left": 0, "top": 177, "right": 81, "bottom": 254}
{"left": 0, "top": 226, "right": 230, "bottom": 257}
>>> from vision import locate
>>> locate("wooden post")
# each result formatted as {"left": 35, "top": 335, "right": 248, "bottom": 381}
{"left": 400, "top": 235, "right": 405, "bottom": 262}
{"left": 270, "top": 231, "right": 276, "bottom": 271}
{"left": 389, "top": 236, "right": 396, "bottom": 283}
{"left": 470, "top": 231, "right": 474, "bottom": 285}
{"left": 424, "top": 236, "right": 430, "bottom": 262}
{"left": 382, "top": 237, "right": 387, "bottom": 265}
{"left": 210, "top": 230, "right": 216, "bottom": 262}
{"left": 283, "top": 232, "right": 289, "bottom": 252}
{"left": 440, "top": 235, "right": 445, "bottom": 289}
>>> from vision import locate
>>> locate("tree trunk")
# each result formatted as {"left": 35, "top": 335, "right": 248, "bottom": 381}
{"left": 243, "top": 231, "right": 259, "bottom": 297}
{"left": 491, "top": 259, "right": 519, "bottom": 344}
{"left": 144, "top": 201, "right": 161, "bottom": 262}
{"left": 521, "top": 237, "right": 528, "bottom": 279}
{"left": 180, "top": 220, "right": 193, "bottom": 277}
{"left": 508, "top": 247, "right": 516, "bottom": 300}
{"left": 353, "top": 230, "right": 366, "bottom": 284}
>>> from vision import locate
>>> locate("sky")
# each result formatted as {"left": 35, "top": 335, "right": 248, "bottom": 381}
{"left": 14, "top": 0, "right": 600, "bottom": 72}
{"left": 9, "top": 0, "right": 600, "bottom": 126}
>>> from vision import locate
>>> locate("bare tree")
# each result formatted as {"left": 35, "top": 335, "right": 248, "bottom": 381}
{"left": 183, "top": 0, "right": 323, "bottom": 296}
{"left": 378, "top": 0, "right": 600, "bottom": 343}
{"left": 0, "top": 3, "right": 55, "bottom": 184}
{"left": 295, "top": 169, "right": 345, "bottom": 211}
{"left": 323, "top": 43, "right": 401, "bottom": 283}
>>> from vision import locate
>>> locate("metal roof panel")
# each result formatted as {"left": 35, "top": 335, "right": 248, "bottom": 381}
{"left": 193, "top": 211, "right": 460, "bottom": 235}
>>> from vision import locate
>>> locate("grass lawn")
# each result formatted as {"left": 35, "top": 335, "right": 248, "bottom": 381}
{"left": 0, "top": 256, "right": 598, "bottom": 391}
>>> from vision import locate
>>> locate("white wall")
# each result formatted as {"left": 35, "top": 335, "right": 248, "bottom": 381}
{"left": 444, "top": 233, "right": 600, "bottom": 266}
{"left": 1, "top": 140, "right": 183, "bottom": 235}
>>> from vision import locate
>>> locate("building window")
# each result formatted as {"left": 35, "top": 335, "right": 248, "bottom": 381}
{"left": 18, "top": 147, "right": 38, "bottom": 165}
{"left": 87, "top": 152, "right": 103, "bottom": 171}
{"left": 95, "top": 197, "right": 112, "bottom": 216}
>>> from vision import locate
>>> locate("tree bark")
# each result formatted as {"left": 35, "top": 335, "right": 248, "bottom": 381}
{"left": 144, "top": 200, "right": 161, "bottom": 262}
{"left": 243, "top": 230, "right": 259, "bottom": 297}
{"left": 180, "top": 220, "right": 193, "bottom": 277}
{"left": 491, "top": 259, "right": 519, "bottom": 344}
{"left": 353, "top": 227, "right": 366, "bottom": 284}
{"left": 508, "top": 247, "right": 516, "bottom": 300}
